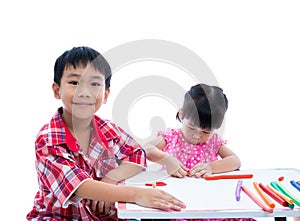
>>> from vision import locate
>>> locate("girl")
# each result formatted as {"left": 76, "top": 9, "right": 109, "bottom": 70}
{"left": 145, "top": 84, "right": 255, "bottom": 221}
{"left": 145, "top": 83, "right": 241, "bottom": 178}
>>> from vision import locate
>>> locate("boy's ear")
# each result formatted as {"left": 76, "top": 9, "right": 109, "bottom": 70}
{"left": 52, "top": 82, "right": 60, "bottom": 99}
{"left": 103, "top": 88, "right": 110, "bottom": 104}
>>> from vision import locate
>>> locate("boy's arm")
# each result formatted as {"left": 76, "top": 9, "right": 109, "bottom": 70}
{"left": 76, "top": 179, "right": 137, "bottom": 202}
{"left": 102, "top": 136, "right": 167, "bottom": 182}
{"left": 108, "top": 122, "right": 147, "bottom": 172}
{"left": 209, "top": 144, "right": 241, "bottom": 173}
{"left": 75, "top": 179, "right": 186, "bottom": 211}
{"left": 102, "top": 163, "right": 143, "bottom": 183}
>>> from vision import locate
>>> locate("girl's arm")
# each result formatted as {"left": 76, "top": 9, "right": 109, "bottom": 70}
{"left": 189, "top": 145, "right": 241, "bottom": 178}
{"left": 144, "top": 136, "right": 168, "bottom": 163}
{"left": 75, "top": 179, "right": 186, "bottom": 211}
{"left": 209, "top": 144, "right": 241, "bottom": 174}
{"left": 144, "top": 136, "right": 188, "bottom": 178}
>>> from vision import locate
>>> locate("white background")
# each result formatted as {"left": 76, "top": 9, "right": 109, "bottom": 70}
{"left": 0, "top": 1, "right": 299, "bottom": 220}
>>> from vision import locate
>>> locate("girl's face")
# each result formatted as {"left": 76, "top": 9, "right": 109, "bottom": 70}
{"left": 181, "top": 118, "right": 214, "bottom": 145}
{"left": 52, "top": 63, "right": 109, "bottom": 121}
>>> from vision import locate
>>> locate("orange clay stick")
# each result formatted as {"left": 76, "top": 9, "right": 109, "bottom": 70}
{"left": 241, "top": 185, "right": 273, "bottom": 214}
{"left": 258, "top": 183, "right": 288, "bottom": 207}
{"left": 266, "top": 184, "right": 294, "bottom": 205}
{"left": 253, "top": 182, "right": 275, "bottom": 208}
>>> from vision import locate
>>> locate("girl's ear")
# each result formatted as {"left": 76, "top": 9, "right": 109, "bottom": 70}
{"left": 103, "top": 88, "right": 110, "bottom": 104}
{"left": 52, "top": 83, "right": 60, "bottom": 99}
{"left": 178, "top": 108, "right": 184, "bottom": 121}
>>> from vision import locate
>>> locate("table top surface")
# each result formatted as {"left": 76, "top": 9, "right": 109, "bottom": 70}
{"left": 117, "top": 166, "right": 300, "bottom": 219}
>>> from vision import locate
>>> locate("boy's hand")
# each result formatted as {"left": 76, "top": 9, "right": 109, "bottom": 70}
{"left": 91, "top": 200, "right": 114, "bottom": 215}
{"left": 135, "top": 188, "right": 186, "bottom": 211}
{"left": 161, "top": 155, "right": 189, "bottom": 178}
{"left": 91, "top": 176, "right": 117, "bottom": 214}
{"left": 188, "top": 163, "right": 211, "bottom": 178}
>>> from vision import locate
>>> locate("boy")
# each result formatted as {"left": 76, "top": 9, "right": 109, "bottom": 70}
{"left": 27, "top": 46, "right": 185, "bottom": 220}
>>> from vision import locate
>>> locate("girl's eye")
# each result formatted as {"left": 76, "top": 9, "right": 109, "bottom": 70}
{"left": 69, "top": 81, "right": 79, "bottom": 85}
{"left": 202, "top": 131, "right": 211, "bottom": 135}
{"left": 188, "top": 126, "right": 196, "bottom": 130}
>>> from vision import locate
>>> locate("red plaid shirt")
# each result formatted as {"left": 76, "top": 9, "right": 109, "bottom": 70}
{"left": 27, "top": 107, "right": 146, "bottom": 220}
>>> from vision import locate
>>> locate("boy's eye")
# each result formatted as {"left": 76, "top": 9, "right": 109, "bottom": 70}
{"left": 91, "top": 82, "right": 102, "bottom": 86}
{"left": 69, "top": 81, "right": 79, "bottom": 85}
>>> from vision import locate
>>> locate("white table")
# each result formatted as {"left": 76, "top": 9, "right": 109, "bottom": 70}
{"left": 117, "top": 166, "right": 300, "bottom": 220}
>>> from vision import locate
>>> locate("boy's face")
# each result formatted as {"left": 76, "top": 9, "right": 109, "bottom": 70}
{"left": 52, "top": 63, "right": 109, "bottom": 121}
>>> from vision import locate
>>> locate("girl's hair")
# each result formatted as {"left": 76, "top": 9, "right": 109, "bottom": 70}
{"left": 176, "top": 84, "right": 228, "bottom": 130}
{"left": 54, "top": 46, "right": 112, "bottom": 89}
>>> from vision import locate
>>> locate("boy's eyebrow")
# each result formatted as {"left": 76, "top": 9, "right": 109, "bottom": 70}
{"left": 66, "top": 73, "right": 103, "bottom": 80}
{"left": 90, "top": 75, "right": 104, "bottom": 80}
{"left": 66, "top": 73, "right": 81, "bottom": 78}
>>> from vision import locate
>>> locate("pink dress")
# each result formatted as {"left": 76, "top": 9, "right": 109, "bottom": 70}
{"left": 158, "top": 128, "right": 256, "bottom": 221}
{"left": 159, "top": 128, "right": 226, "bottom": 169}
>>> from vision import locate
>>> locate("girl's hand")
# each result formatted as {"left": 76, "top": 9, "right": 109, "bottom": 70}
{"left": 134, "top": 188, "right": 186, "bottom": 211}
{"left": 162, "top": 155, "right": 189, "bottom": 178}
{"left": 188, "top": 163, "right": 211, "bottom": 178}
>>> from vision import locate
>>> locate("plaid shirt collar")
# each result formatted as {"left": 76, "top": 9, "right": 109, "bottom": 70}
{"left": 47, "top": 107, "right": 118, "bottom": 152}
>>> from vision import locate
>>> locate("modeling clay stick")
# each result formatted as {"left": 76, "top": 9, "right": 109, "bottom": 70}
{"left": 268, "top": 182, "right": 294, "bottom": 208}
{"left": 258, "top": 183, "right": 288, "bottom": 207}
{"left": 290, "top": 180, "right": 300, "bottom": 192}
{"left": 273, "top": 181, "right": 300, "bottom": 206}
{"left": 156, "top": 182, "right": 167, "bottom": 186}
{"left": 145, "top": 181, "right": 167, "bottom": 187}
{"left": 235, "top": 180, "right": 242, "bottom": 201}
{"left": 241, "top": 185, "right": 273, "bottom": 213}
{"left": 205, "top": 174, "right": 253, "bottom": 180}
{"left": 253, "top": 182, "right": 275, "bottom": 208}
{"left": 267, "top": 184, "right": 294, "bottom": 204}
{"left": 270, "top": 182, "right": 281, "bottom": 191}
{"left": 287, "top": 203, "right": 295, "bottom": 209}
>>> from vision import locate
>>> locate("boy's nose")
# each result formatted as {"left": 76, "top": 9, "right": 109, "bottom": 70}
{"left": 77, "top": 86, "right": 91, "bottom": 97}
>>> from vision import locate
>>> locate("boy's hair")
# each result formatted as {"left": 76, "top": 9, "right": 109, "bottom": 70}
{"left": 54, "top": 46, "right": 112, "bottom": 89}
{"left": 176, "top": 84, "right": 228, "bottom": 130}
